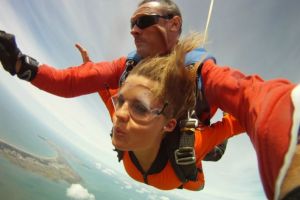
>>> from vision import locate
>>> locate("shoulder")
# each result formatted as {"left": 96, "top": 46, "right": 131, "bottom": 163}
{"left": 112, "top": 56, "right": 127, "bottom": 68}
{"left": 185, "top": 48, "right": 216, "bottom": 66}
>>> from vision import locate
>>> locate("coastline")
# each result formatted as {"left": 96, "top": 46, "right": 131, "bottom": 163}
{"left": 0, "top": 138, "right": 82, "bottom": 184}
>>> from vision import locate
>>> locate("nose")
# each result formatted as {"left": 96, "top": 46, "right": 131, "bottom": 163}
{"left": 114, "top": 102, "right": 130, "bottom": 122}
{"left": 130, "top": 24, "right": 142, "bottom": 36}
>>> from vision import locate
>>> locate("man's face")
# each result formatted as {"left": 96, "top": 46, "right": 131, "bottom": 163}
{"left": 130, "top": 2, "right": 173, "bottom": 58}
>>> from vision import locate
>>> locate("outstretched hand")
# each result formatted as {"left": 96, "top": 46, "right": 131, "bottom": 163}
{"left": 75, "top": 43, "right": 91, "bottom": 64}
{"left": 0, "top": 30, "right": 21, "bottom": 75}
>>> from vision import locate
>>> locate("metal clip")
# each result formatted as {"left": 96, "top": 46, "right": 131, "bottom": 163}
{"left": 179, "top": 110, "right": 199, "bottom": 129}
{"left": 174, "top": 147, "right": 196, "bottom": 165}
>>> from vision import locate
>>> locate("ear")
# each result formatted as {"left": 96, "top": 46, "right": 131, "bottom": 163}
{"left": 169, "top": 16, "right": 182, "bottom": 32}
{"left": 163, "top": 118, "right": 177, "bottom": 132}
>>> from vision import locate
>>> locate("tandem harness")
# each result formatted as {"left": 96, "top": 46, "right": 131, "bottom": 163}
{"left": 114, "top": 48, "right": 216, "bottom": 185}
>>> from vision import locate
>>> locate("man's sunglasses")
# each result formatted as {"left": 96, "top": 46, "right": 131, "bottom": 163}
{"left": 130, "top": 14, "right": 173, "bottom": 30}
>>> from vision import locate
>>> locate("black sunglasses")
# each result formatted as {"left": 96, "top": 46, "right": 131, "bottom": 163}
{"left": 130, "top": 14, "right": 173, "bottom": 30}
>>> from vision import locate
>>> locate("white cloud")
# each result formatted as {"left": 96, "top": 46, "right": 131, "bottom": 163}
{"left": 95, "top": 163, "right": 102, "bottom": 170}
{"left": 96, "top": 162, "right": 123, "bottom": 177}
{"left": 121, "top": 180, "right": 133, "bottom": 190}
{"left": 147, "top": 195, "right": 170, "bottom": 200}
{"left": 66, "top": 184, "right": 96, "bottom": 200}
{"left": 135, "top": 187, "right": 150, "bottom": 194}
{"left": 159, "top": 197, "right": 170, "bottom": 200}
{"left": 101, "top": 168, "right": 117, "bottom": 176}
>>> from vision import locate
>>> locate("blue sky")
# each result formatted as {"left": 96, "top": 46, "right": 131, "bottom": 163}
{"left": 0, "top": 0, "right": 299, "bottom": 200}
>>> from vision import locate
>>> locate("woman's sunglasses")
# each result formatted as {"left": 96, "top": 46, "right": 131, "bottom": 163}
{"left": 130, "top": 14, "right": 173, "bottom": 30}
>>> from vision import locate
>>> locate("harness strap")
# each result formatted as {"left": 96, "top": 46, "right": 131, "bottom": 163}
{"left": 173, "top": 111, "right": 199, "bottom": 182}
{"left": 119, "top": 51, "right": 141, "bottom": 86}
{"left": 195, "top": 58, "right": 211, "bottom": 125}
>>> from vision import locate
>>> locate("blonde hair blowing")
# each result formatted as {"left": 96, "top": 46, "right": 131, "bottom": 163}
{"left": 129, "top": 32, "right": 205, "bottom": 120}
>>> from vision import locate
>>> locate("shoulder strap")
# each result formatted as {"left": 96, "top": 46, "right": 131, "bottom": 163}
{"left": 184, "top": 47, "right": 208, "bottom": 66}
{"left": 170, "top": 48, "right": 216, "bottom": 183}
{"left": 171, "top": 111, "right": 199, "bottom": 183}
{"left": 186, "top": 47, "right": 216, "bottom": 125}
{"left": 119, "top": 51, "right": 141, "bottom": 86}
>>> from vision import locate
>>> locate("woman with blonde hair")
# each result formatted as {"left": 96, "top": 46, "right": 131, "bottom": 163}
{"left": 110, "top": 33, "right": 244, "bottom": 190}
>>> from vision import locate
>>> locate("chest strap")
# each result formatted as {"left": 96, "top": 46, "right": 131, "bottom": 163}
{"left": 173, "top": 110, "right": 199, "bottom": 182}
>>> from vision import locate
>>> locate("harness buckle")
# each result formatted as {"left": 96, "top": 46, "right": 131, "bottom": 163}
{"left": 175, "top": 110, "right": 198, "bottom": 166}
{"left": 179, "top": 110, "right": 198, "bottom": 129}
{"left": 174, "top": 147, "right": 196, "bottom": 165}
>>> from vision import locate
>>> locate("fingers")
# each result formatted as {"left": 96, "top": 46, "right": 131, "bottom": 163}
{"left": 75, "top": 43, "right": 91, "bottom": 64}
{"left": 0, "top": 34, "right": 19, "bottom": 75}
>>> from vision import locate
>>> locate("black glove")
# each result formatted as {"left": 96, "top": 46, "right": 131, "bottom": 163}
{"left": 203, "top": 140, "right": 228, "bottom": 161}
{"left": 0, "top": 30, "right": 21, "bottom": 75}
{"left": 0, "top": 30, "right": 38, "bottom": 81}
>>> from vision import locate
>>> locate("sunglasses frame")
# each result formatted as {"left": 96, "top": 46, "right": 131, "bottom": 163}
{"left": 130, "top": 14, "right": 173, "bottom": 30}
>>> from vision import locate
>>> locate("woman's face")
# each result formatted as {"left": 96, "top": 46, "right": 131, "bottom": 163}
{"left": 111, "top": 75, "right": 173, "bottom": 152}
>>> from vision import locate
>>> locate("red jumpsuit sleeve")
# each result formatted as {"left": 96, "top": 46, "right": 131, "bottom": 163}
{"left": 201, "top": 59, "right": 297, "bottom": 199}
{"left": 31, "top": 57, "right": 127, "bottom": 98}
{"left": 201, "top": 59, "right": 295, "bottom": 132}
{"left": 195, "top": 114, "right": 245, "bottom": 161}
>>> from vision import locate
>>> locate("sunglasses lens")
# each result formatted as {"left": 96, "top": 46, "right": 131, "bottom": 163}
{"left": 131, "top": 15, "right": 159, "bottom": 29}
{"left": 138, "top": 15, "right": 158, "bottom": 29}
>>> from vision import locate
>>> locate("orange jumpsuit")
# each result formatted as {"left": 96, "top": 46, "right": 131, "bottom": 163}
{"left": 123, "top": 114, "right": 244, "bottom": 190}
{"left": 31, "top": 57, "right": 299, "bottom": 199}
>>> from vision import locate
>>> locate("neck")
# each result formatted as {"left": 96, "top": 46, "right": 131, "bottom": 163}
{"left": 167, "top": 37, "right": 179, "bottom": 53}
{"left": 133, "top": 141, "right": 161, "bottom": 172}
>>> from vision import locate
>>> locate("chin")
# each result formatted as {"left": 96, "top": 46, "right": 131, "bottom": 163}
{"left": 136, "top": 47, "right": 151, "bottom": 58}
{"left": 112, "top": 139, "right": 129, "bottom": 151}
{"left": 136, "top": 49, "right": 145, "bottom": 57}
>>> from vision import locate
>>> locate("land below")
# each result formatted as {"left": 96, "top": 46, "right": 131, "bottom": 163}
{"left": 0, "top": 137, "right": 82, "bottom": 184}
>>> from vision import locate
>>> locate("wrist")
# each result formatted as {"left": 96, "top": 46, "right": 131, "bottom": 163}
{"left": 15, "top": 58, "right": 22, "bottom": 73}
{"left": 17, "top": 54, "right": 39, "bottom": 81}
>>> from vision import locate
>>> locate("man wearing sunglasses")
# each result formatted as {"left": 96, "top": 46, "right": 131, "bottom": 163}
{"left": 130, "top": 3, "right": 181, "bottom": 59}
{"left": 0, "top": 0, "right": 299, "bottom": 199}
